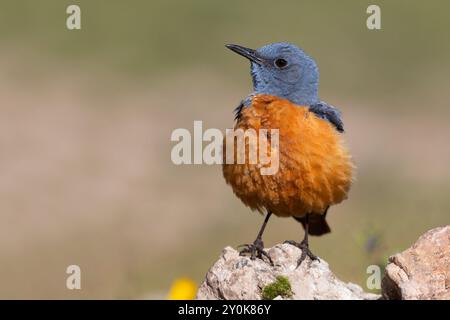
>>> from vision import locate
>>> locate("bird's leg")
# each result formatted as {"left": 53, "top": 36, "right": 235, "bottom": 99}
{"left": 238, "top": 211, "right": 273, "bottom": 265}
{"left": 284, "top": 213, "right": 319, "bottom": 268}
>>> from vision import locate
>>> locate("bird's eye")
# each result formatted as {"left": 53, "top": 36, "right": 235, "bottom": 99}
{"left": 274, "top": 58, "right": 288, "bottom": 69}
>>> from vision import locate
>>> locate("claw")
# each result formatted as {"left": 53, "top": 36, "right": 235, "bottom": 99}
{"left": 284, "top": 240, "right": 319, "bottom": 268}
{"left": 260, "top": 249, "right": 274, "bottom": 265}
{"left": 238, "top": 239, "right": 273, "bottom": 265}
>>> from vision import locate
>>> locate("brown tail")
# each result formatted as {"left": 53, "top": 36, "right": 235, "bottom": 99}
{"left": 294, "top": 208, "right": 331, "bottom": 236}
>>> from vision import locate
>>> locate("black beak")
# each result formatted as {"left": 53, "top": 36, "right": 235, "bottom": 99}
{"left": 225, "top": 44, "right": 263, "bottom": 65}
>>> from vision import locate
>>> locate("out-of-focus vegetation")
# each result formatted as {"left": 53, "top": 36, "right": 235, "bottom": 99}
{"left": 1, "top": 0, "right": 450, "bottom": 106}
{"left": 0, "top": 0, "right": 449, "bottom": 298}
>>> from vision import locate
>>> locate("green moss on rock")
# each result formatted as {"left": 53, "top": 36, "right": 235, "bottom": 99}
{"left": 261, "top": 275, "right": 293, "bottom": 300}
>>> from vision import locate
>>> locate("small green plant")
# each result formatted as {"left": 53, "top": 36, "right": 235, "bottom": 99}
{"left": 261, "top": 276, "right": 293, "bottom": 300}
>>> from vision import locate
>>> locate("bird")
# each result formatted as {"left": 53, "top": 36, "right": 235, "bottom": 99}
{"left": 222, "top": 43, "right": 353, "bottom": 267}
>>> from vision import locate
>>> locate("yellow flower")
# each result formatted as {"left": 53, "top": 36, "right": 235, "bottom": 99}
{"left": 168, "top": 277, "right": 197, "bottom": 300}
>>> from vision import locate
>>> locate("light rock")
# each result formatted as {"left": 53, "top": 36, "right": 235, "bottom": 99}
{"left": 382, "top": 225, "right": 450, "bottom": 300}
{"left": 196, "top": 243, "right": 380, "bottom": 300}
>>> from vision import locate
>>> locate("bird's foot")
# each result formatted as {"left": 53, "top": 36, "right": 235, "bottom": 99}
{"left": 283, "top": 240, "right": 319, "bottom": 268}
{"left": 238, "top": 238, "right": 273, "bottom": 265}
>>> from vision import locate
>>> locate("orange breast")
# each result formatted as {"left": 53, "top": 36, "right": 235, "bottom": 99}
{"left": 222, "top": 94, "right": 353, "bottom": 218}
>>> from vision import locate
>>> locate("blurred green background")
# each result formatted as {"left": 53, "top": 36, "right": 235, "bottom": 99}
{"left": 0, "top": 0, "right": 449, "bottom": 299}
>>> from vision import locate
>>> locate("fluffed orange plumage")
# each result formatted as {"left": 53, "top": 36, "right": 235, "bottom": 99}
{"left": 222, "top": 94, "right": 353, "bottom": 219}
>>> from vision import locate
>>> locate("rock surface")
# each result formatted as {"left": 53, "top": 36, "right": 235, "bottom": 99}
{"left": 382, "top": 226, "right": 450, "bottom": 300}
{"left": 196, "top": 243, "right": 380, "bottom": 300}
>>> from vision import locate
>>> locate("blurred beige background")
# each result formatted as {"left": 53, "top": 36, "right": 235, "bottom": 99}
{"left": 0, "top": 0, "right": 449, "bottom": 299}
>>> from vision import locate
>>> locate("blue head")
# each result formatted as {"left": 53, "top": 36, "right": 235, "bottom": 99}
{"left": 226, "top": 42, "right": 319, "bottom": 106}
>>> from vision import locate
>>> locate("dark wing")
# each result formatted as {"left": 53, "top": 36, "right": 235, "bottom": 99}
{"left": 234, "top": 94, "right": 254, "bottom": 121}
{"left": 233, "top": 100, "right": 245, "bottom": 121}
{"left": 309, "top": 102, "right": 344, "bottom": 133}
